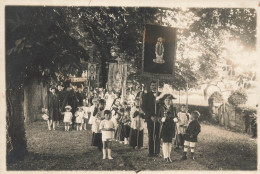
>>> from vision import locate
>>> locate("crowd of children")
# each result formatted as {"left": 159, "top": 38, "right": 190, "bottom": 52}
{"left": 43, "top": 83, "right": 201, "bottom": 161}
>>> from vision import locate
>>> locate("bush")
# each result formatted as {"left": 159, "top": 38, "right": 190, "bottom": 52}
{"left": 228, "top": 89, "right": 248, "bottom": 106}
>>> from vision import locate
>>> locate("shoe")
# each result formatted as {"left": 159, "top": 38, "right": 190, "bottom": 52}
{"left": 191, "top": 156, "right": 195, "bottom": 160}
{"left": 181, "top": 155, "right": 187, "bottom": 160}
{"left": 108, "top": 156, "right": 113, "bottom": 160}
{"left": 164, "top": 158, "right": 168, "bottom": 161}
{"left": 168, "top": 158, "right": 172, "bottom": 162}
{"left": 103, "top": 156, "right": 106, "bottom": 160}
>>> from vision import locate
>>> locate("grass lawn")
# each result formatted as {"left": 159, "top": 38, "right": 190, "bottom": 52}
{"left": 7, "top": 121, "right": 257, "bottom": 171}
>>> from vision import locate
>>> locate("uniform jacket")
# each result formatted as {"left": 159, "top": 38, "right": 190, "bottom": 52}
{"left": 185, "top": 120, "right": 201, "bottom": 142}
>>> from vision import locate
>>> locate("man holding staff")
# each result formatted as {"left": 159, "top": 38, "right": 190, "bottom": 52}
{"left": 142, "top": 81, "right": 161, "bottom": 157}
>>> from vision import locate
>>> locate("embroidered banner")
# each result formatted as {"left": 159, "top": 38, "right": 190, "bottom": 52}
{"left": 107, "top": 63, "right": 127, "bottom": 96}
{"left": 142, "top": 24, "right": 177, "bottom": 77}
{"left": 88, "top": 63, "right": 96, "bottom": 80}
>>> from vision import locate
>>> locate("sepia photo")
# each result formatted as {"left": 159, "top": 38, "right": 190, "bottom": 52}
{"left": 1, "top": 0, "right": 259, "bottom": 172}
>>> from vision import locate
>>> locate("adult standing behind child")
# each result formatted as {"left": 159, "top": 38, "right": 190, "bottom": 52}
{"left": 141, "top": 81, "right": 161, "bottom": 157}
{"left": 181, "top": 111, "right": 201, "bottom": 160}
{"left": 99, "top": 110, "right": 116, "bottom": 160}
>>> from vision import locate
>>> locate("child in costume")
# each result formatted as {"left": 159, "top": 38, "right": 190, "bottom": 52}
{"left": 181, "top": 111, "right": 201, "bottom": 160}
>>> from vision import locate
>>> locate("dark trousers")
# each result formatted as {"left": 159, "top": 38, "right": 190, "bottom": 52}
{"left": 147, "top": 120, "right": 160, "bottom": 155}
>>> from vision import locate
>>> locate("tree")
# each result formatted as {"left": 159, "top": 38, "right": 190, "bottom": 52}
{"left": 228, "top": 89, "right": 248, "bottom": 106}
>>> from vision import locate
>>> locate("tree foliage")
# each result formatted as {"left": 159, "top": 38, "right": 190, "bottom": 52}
{"left": 228, "top": 89, "right": 248, "bottom": 106}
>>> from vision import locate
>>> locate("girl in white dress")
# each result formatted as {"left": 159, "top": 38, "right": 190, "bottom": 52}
{"left": 99, "top": 110, "right": 115, "bottom": 159}
{"left": 63, "top": 105, "right": 73, "bottom": 131}
{"left": 75, "top": 107, "right": 84, "bottom": 131}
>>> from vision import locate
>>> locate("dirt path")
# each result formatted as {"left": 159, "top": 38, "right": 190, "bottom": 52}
{"left": 7, "top": 121, "right": 257, "bottom": 170}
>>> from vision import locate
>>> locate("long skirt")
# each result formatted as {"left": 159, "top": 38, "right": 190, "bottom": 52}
{"left": 129, "top": 128, "right": 143, "bottom": 148}
{"left": 123, "top": 125, "right": 130, "bottom": 138}
{"left": 91, "top": 132, "right": 102, "bottom": 149}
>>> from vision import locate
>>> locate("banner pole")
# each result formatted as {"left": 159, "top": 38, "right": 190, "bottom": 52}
{"left": 153, "top": 78, "right": 159, "bottom": 154}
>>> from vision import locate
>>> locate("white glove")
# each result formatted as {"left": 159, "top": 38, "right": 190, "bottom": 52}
{"left": 173, "top": 118, "right": 178, "bottom": 123}
{"left": 161, "top": 117, "right": 166, "bottom": 122}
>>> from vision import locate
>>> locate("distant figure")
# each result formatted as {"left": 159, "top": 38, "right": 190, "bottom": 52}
{"left": 46, "top": 86, "right": 60, "bottom": 131}
{"left": 153, "top": 37, "right": 165, "bottom": 64}
{"left": 63, "top": 105, "right": 73, "bottom": 131}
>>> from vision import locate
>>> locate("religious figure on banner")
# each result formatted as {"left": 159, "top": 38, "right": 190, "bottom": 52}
{"left": 153, "top": 37, "right": 165, "bottom": 64}
{"left": 142, "top": 24, "right": 176, "bottom": 75}
{"left": 113, "top": 70, "right": 123, "bottom": 93}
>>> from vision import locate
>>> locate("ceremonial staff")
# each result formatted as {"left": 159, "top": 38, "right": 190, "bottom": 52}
{"left": 153, "top": 79, "right": 159, "bottom": 154}
{"left": 137, "top": 106, "right": 140, "bottom": 148}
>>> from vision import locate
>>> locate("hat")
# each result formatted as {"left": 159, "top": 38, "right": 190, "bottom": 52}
{"left": 160, "top": 94, "right": 176, "bottom": 101}
{"left": 65, "top": 105, "right": 72, "bottom": 110}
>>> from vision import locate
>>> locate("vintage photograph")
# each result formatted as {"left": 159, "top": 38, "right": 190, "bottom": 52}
{"left": 4, "top": 2, "right": 258, "bottom": 172}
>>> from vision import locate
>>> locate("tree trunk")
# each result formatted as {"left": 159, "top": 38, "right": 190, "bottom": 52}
{"left": 24, "top": 78, "right": 46, "bottom": 123}
{"left": 6, "top": 88, "right": 27, "bottom": 162}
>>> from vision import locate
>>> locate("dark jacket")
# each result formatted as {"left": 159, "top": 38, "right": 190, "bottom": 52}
{"left": 62, "top": 89, "right": 78, "bottom": 113}
{"left": 141, "top": 91, "right": 161, "bottom": 121}
{"left": 185, "top": 120, "right": 201, "bottom": 142}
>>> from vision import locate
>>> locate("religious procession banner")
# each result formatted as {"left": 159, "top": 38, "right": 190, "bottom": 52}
{"left": 107, "top": 63, "right": 127, "bottom": 97}
{"left": 142, "top": 24, "right": 177, "bottom": 77}
{"left": 88, "top": 63, "right": 96, "bottom": 80}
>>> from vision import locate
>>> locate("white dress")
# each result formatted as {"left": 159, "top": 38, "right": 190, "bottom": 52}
{"left": 75, "top": 111, "right": 84, "bottom": 124}
{"left": 130, "top": 107, "right": 145, "bottom": 130}
{"left": 82, "top": 106, "right": 89, "bottom": 119}
{"left": 88, "top": 105, "right": 96, "bottom": 124}
{"left": 177, "top": 112, "right": 190, "bottom": 134}
{"left": 100, "top": 120, "right": 115, "bottom": 141}
{"left": 63, "top": 112, "right": 73, "bottom": 123}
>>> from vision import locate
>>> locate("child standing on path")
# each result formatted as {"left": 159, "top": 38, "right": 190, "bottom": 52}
{"left": 122, "top": 107, "right": 131, "bottom": 145}
{"left": 100, "top": 110, "right": 115, "bottom": 160}
{"left": 75, "top": 106, "right": 84, "bottom": 131}
{"left": 181, "top": 111, "right": 201, "bottom": 160}
{"left": 129, "top": 97, "right": 145, "bottom": 149}
{"left": 176, "top": 105, "right": 190, "bottom": 149}
{"left": 63, "top": 105, "right": 73, "bottom": 131}
{"left": 91, "top": 99, "right": 106, "bottom": 151}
